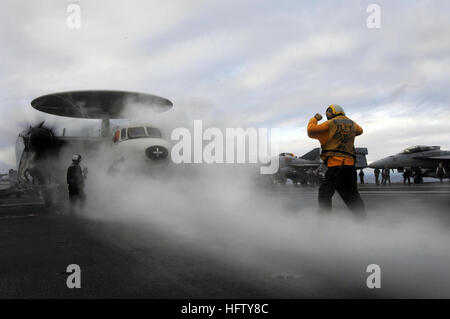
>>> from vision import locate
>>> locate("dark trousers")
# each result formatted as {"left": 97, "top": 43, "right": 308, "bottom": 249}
{"left": 319, "top": 165, "right": 365, "bottom": 214}
{"left": 68, "top": 185, "right": 85, "bottom": 213}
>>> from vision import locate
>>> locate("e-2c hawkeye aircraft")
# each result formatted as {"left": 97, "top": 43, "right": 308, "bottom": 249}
{"left": 15, "top": 90, "right": 173, "bottom": 204}
{"left": 369, "top": 145, "right": 450, "bottom": 179}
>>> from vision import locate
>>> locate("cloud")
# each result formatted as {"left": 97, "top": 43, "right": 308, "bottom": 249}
{"left": 0, "top": 145, "right": 15, "bottom": 168}
{"left": 0, "top": 0, "right": 449, "bottom": 167}
{"left": 236, "top": 33, "right": 356, "bottom": 89}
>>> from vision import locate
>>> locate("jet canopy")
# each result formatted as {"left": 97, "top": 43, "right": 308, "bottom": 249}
{"left": 400, "top": 145, "right": 440, "bottom": 154}
{"left": 279, "top": 152, "right": 296, "bottom": 158}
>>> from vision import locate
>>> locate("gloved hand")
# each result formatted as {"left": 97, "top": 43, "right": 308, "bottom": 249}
{"left": 314, "top": 113, "right": 323, "bottom": 121}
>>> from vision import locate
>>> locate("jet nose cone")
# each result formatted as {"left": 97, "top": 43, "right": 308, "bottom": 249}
{"left": 368, "top": 159, "right": 383, "bottom": 168}
{"left": 145, "top": 146, "right": 168, "bottom": 160}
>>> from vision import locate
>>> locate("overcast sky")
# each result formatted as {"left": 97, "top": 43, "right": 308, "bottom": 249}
{"left": 1, "top": 0, "right": 449, "bottom": 168}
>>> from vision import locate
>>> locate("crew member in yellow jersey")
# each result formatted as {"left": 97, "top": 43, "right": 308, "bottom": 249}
{"left": 307, "top": 104, "right": 365, "bottom": 214}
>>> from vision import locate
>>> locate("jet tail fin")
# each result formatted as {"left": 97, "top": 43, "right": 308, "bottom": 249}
{"left": 300, "top": 148, "right": 321, "bottom": 161}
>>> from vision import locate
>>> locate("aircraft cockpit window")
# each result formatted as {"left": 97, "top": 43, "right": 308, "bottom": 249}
{"left": 400, "top": 145, "right": 441, "bottom": 154}
{"left": 279, "top": 152, "right": 294, "bottom": 157}
{"left": 127, "top": 127, "right": 147, "bottom": 139}
{"left": 120, "top": 128, "right": 127, "bottom": 140}
{"left": 146, "top": 127, "right": 162, "bottom": 138}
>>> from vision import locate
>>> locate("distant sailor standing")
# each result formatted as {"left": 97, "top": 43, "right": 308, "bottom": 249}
{"left": 382, "top": 166, "right": 391, "bottom": 186}
{"left": 374, "top": 168, "right": 380, "bottom": 185}
{"left": 67, "top": 154, "right": 87, "bottom": 214}
{"left": 414, "top": 167, "right": 423, "bottom": 184}
{"left": 359, "top": 169, "right": 365, "bottom": 184}
{"left": 436, "top": 163, "right": 446, "bottom": 183}
{"left": 403, "top": 168, "right": 412, "bottom": 185}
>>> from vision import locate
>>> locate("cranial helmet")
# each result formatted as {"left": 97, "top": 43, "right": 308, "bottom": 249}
{"left": 326, "top": 104, "right": 345, "bottom": 116}
{"left": 72, "top": 154, "right": 82, "bottom": 162}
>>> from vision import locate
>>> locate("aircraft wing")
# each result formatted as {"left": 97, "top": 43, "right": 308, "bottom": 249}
{"left": 298, "top": 147, "right": 368, "bottom": 169}
{"left": 289, "top": 163, "right": 320, "bottom": 168}
{"left": 412, "top": 155, "right": 450, "bottom": 160}
{"left": 55, "top": 136, "right": 105, "bottom": 146}
{"left": 427, "top": 156, "right": 450, "bottom": 160}
{"left": 56, "top": 136, "right": 105, "bottom": 142}
{"left": 288, "top": 161, "right": 321, "bottom": 174}
{"left": 52, "top": 136, "right": 106, "bottom": 152}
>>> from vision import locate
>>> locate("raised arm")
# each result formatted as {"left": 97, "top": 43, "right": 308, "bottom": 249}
{"left": 355, "top": 123, "right": 363, "bottom": 136}
{"left": 307, "top": 117, "right": 329, "bottom": 138}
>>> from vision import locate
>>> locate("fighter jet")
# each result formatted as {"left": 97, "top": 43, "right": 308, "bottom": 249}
{"left": 14, "top": 90, "right": 173, "bottom": 204}
{"left": 369, "top": 145, "right": 450, "bottom": 179}
{"left": 270, "top": 147, "right": 368, "bottom": 185}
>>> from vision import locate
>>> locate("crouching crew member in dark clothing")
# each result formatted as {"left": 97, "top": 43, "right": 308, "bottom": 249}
{"left": 307, "top": 104, "right": 365, "bottom": 215}
{"left": 67, "top": 154, "right": 87, "bottom": 214}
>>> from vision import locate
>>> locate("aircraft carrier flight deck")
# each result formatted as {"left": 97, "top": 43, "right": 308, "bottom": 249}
{"left": 1, "top": 182, "right": 449, "bottom": 299}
